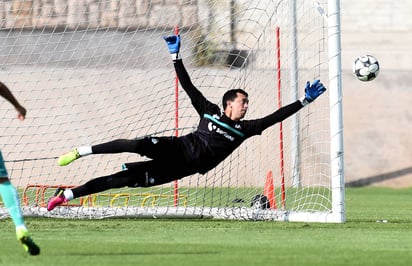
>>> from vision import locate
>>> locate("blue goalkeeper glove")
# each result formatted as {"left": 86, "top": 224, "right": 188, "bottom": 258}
{"left": 301, "top": 79, "right": 326, "bottom": 106}
{"left": 163, "top": 35, "right": 181, "bottom": 60}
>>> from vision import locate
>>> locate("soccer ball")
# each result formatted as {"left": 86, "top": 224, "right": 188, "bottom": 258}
{"left": 353, "top": 55, "right": 380, "bottom": 81}
{"left": 250, "top": 194, "right": 270, "bottom": 209}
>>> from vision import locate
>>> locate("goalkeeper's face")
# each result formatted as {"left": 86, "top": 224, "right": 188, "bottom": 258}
{"left": 225, "top": 93, "right": 249, "bottom": 121}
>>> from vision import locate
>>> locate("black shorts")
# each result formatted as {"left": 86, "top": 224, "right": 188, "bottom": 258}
{"left": 120, "top": 136, "right": 197, "bottom": 186}
{"left": 134, "top": 136, "right": 186, "bottom": 161}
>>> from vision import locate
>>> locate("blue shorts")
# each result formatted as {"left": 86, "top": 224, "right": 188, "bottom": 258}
{"left": 0, "top": 150, "right": 9, "bottom": 177}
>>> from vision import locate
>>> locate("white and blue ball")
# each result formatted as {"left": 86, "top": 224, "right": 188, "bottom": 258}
{"left": 353, "top": 55, "right": 380, "bottom": 82}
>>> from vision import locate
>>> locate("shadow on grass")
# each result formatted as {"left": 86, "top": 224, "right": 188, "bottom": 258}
{"left": 346, "top": 166, "right": 412, "bottom": 187}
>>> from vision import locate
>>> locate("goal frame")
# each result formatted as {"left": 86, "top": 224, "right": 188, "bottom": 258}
{"left": 0, "top": 0, "right": 345, "bottom": 223}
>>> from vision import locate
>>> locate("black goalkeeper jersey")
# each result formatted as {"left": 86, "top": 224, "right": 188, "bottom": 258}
{"left": 174, "top": 60, "right": 303, "bottom": 174}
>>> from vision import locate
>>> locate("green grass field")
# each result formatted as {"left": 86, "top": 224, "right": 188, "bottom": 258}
{"left": 1, "top": 187, "right": 411, "bottom": 266}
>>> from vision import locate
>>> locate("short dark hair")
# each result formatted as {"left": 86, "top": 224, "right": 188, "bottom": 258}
{"left": 222, "top": 89, "right": 248, "bottom": 110}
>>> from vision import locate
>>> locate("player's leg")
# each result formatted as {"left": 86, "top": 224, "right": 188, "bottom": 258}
{"left": 58, "top": 137, "right": 178, "bottom": 166}
{"left": 48, "top": 159, "right": 195, "bottom": 211}
{"left": 58, "top": 139, "right": 133, "bottom": 166}
{"left": 47, "top": 170, "right": 136, "bottom": 211}
{"left": 48, "top": 162, "right": 156, "bottom": 210}
{"left": 0, "top": 152, "right": 40, "bottom": 255}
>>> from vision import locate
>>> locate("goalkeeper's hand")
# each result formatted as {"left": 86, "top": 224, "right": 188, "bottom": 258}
{"left": 163, "top": 35, "right": 181, "bottom": 60}
{"left": 300, "top": 79, "right": 326, "bottom": 106}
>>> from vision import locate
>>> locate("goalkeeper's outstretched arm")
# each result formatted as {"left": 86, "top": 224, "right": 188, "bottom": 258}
{"left": 163, "top": 34, "right": 214, "bottom": 115}
{"left": 246, "top": 79, "right": 327, "bottom": 134}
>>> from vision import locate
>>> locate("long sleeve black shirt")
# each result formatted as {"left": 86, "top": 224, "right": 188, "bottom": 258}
{"left": 174, "top": 60, "right": 303, "bottom": 174}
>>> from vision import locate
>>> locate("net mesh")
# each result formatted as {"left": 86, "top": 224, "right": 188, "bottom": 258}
{"left": 0, "top": 0, "right": 339, "bottom": 222}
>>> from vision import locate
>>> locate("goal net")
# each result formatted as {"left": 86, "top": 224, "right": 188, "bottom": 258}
{"left": 0, "top": 0, "right": 344, "bottom": 222}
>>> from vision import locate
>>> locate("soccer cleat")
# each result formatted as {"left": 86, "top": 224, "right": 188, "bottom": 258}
{"left": 47, "top": 188, "right": 68, "bottom": 211}
{"left": 57, "top": 148, "right": 80, "bottom": 166}
{"left": 16, "top": 228, "right": 40, "bottom": 256}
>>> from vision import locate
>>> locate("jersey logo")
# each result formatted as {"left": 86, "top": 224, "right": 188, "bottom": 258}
{"left": 207, "top": 122, "right": 234, "bottom": 141}
{"left": 204, "top": 114, "right": 244, "bottom": 137}
{"left": 208, "top": 122, "right": 217, "bottom": 132}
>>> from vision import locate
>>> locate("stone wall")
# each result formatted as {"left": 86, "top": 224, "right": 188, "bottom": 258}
{"left": 0, "top": 0, "right": 198, "bottom": 29}
{"left": 341, "top": 1, "right": 412, "bottom": 32}
{"left": 1, "top": 1, "right": 412, "bottom": 32}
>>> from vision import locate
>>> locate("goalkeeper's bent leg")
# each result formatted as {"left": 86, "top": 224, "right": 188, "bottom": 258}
{"left": 70, "top": 171, "right": 143, "bottom": 198}
{"left": 69, "top": 166, "right": 178, "bottom": 199}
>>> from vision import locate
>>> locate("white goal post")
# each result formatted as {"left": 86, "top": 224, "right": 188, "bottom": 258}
{"left": 0, "top": 0, "right": 344, "bottom": 223}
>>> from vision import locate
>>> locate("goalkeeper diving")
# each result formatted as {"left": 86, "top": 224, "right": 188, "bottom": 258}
{"left": 47, "top": 35, "right": 326, "bottom": 211}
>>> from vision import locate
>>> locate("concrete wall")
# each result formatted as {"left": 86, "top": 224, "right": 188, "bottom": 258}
{"left": 2, "top": 1, "right": 412, "bottom": 31}
{"left": 340, "top": 2, "right": 412, "bottom": 187}
{"left": 0, "top": 0, "right": 199, "bottom": 29}
{"left": 0, "top": 1, "right": 411, "bottom": 187}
